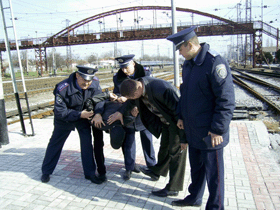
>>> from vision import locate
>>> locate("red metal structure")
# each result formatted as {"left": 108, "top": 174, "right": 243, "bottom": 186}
{"left": 0, "top": 6, "right": 279, "bottom": 70}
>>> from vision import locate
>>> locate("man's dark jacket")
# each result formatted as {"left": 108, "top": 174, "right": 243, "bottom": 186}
{"left": 113, "top": 61, "right": 151, "bottom": 131}
{"left": 125, "top": 76, "right": 186, "bottom": 143}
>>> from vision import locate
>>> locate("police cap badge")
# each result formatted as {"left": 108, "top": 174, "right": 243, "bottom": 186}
{"left": 76, "top": 65, "right": 98, "bottom": 81}
{"left": 166, "top": 26, "right": 197, "bottom": 50}
{"left": 115, "top": 54, "right": 135, "bottom": 68}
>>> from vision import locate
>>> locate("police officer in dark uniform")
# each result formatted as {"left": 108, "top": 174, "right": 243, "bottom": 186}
{"left": 166, "top": 27, "right": 235, "bottom": 208}
{"left": 41, "top": 65, "right": 111, "bottom": 184}
{"left": 109, "top": 54, "right": 156, "bottom": 181}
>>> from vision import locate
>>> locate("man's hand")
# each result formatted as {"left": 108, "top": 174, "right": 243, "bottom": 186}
{"left": 208, "top": 131, "right": 223, "bottom": 147}
{"left": 91, "top": 113, "right": 105, "bottom": 128}
{"left": 180, "top": 143, "right": 188, "bottom": 152}
{"left": 116, "top": 96, "right": 127, "bottom": 103}
{"left": 109, "top": 93, "right": 118, "bottom": 101}
{"left": 177, "top": 119, "right": 184, "bottom": 129}
{"left": 107, "top": 111, "right": 124, "bottom": 125}
{"left": 131, "top": 106, "right": 139, "bottom": 117}
{"left": 80, "top": 110, "right": 94, "bottom": 120}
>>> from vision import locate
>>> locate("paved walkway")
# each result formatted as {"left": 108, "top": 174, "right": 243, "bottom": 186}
{"left": 0, "top": 118, "right": 279, "bottom": 210}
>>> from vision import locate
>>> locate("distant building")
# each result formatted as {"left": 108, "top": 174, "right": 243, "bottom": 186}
{"left": 262, "top": 46, "right": 278, "bottom": 59}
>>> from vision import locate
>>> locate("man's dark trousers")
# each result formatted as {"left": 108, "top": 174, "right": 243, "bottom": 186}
{"left": 150, "top": 123, "right": 187, "bottom": 191}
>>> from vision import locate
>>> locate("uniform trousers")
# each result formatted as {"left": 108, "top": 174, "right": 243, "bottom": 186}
{"left": 150, "top": 123, "right": 187, "bottom": 191}
{"left": 42, "top": 121, "right": 105, "bottom": 177}
{"left": 121, "top": 127, "right": 136, "bottom": 171}
{"left": 139, "top": 129, "right": 156, "bottom": 167}
{"left": 92, "top": 126, "right": 106, "bottom": 175}
{"left": 122, "top": 128, "right": 156, "bottom": 171}
{"left": 187, "top": 146, "right": 224, "bottom": 210}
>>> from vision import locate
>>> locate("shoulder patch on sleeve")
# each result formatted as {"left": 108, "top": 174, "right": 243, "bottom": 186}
{"left": 56, "top": 94, "right": 63, "bottom": 104}
{"left": 216, "top": 64, "right": 227, "bottom": 79}
{"left": 93, "top": 76, "right": 99, "bottom": 81}
{"left": 57, "top": 83, "right": 69, "bottom": 92}
{"left": 208, "top": 49, "right": 219, "bottom": 57}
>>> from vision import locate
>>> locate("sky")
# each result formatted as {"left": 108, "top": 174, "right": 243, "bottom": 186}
{"left": 0, "top": 0, "right": 279, "bottom": 61}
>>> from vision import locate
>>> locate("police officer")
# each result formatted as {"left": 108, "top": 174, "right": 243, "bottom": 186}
{"left": 109, "top": 54, "right": 156, "bottom": 180}
{"left": 41, "top": 65, "right": 110, "bottom": 184}
{"left": 166, "top": 27, "right": 235, "bottom": 208}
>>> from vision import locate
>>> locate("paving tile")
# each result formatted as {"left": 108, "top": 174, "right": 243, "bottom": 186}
{"left": 1, "top": 119, "right": 280, "bottom": 209}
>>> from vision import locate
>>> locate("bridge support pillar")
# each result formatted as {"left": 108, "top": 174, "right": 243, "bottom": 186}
{"left": 35, "top": 46, "right": 47, "bottom": 77}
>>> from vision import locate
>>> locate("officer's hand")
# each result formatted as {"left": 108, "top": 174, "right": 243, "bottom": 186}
{"left": 91, "top": 113, "right": 105, "bottom": 128}
{"left": 107, "top": 111, "right": 124, "bottom": 125}
{"left": 109, "top": 93, "right": 118, "bottom": 101}
{"left": 131, "top": 106, "right": 139, "bottom": 117}
{"left": 177, "top": 119, "right": 184, "bottom": 129}
{"left": 180, "top": 143, "right": 188, "bottom": 152}
{"left": 208, "top": 131, "right": 223, "bottom": 147}
{"left": 116, "top": 96, "right": 127, "bottom": 103}
{"left": 80, "top": 110, "right": 94, "bottom": 120}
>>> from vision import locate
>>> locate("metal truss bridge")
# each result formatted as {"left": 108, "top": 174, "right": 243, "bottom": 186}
{"left": 1, "top": 6, "right": 279, "bottom": 69}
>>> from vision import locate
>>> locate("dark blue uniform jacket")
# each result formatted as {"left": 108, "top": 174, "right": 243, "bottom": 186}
{"left": 53, "top": 72, "right": 102, "bottom": 130}
{"left": 179, "top": 43, "right": 235, "bottom": 150}
{"left": 113, "top": 62, "right": 151, "bottom": 131}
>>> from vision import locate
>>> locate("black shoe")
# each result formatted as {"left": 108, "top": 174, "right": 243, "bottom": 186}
{"left": 85, "top": 175, "right": 102, "bottom": 184}
{"left": 139, "top": 166, "right": 159, "bottom": 181}
{"left": 132, "top": 164, "right": 140, "bottom": 173}
{"left": 98, "top": 174, "right": 107, "bottom": 183}
{"left": 123, "top": 170, "right": 131, "bottom": 181}
{"left": 171, "top": 199, "right": 202, "bottom": 207}
{"left": 41, "top": 174, "right": 50, "bottom": 183}
{"left": 152, "top": 187, "right": 178, "bottom": 197}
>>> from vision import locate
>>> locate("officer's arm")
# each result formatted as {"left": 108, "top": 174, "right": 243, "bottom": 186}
{"left": 90, "top": 91, "right": 110, "bottom": 105}
{"left": 54, "top": 93, "right": 81, "bottom": 122}
{"left": 112, "top": 75, "right": 121, "bottom": 96}
{"left": 210, "top": 58, "right": 235, "bottom": 135}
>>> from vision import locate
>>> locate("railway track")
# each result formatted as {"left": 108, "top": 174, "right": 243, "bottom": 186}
{"left": 232, "top": 67, "right": 280, "bottom": 119}
{"left": 5, "top": 70, "right": 175, "bottom": 125}
{"left": 6, "top": 66, "right": 280, "bottom": 127}
{"left": 235, "top": 67, "right": 280, "bottom": 78}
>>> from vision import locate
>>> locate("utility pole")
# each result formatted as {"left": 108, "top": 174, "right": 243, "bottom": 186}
{"left": 0, "top": 65, "right": 9, "bottom": 146}
{"left": 52, "top": 48, "right": 56, "bottom": 75}
{"left": 63, "top": 19, "right": 72, "bottom": 71}
{"left": 0, "top": 51, "right": 3, "bottom": 77}
{"left": 141, "top": 40, "right": 144, "bottom": 60}
{"left": 171, "top": 0, "right": 180, "bottom": 87}
{"left": 236, "top": 3, "right": 242, "bottom": 66}
{"left": 245, "top": 0, "right": 252, "bottom": 67}
{"left": 26, "top": 49, "right": 28, "bottom": 73}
